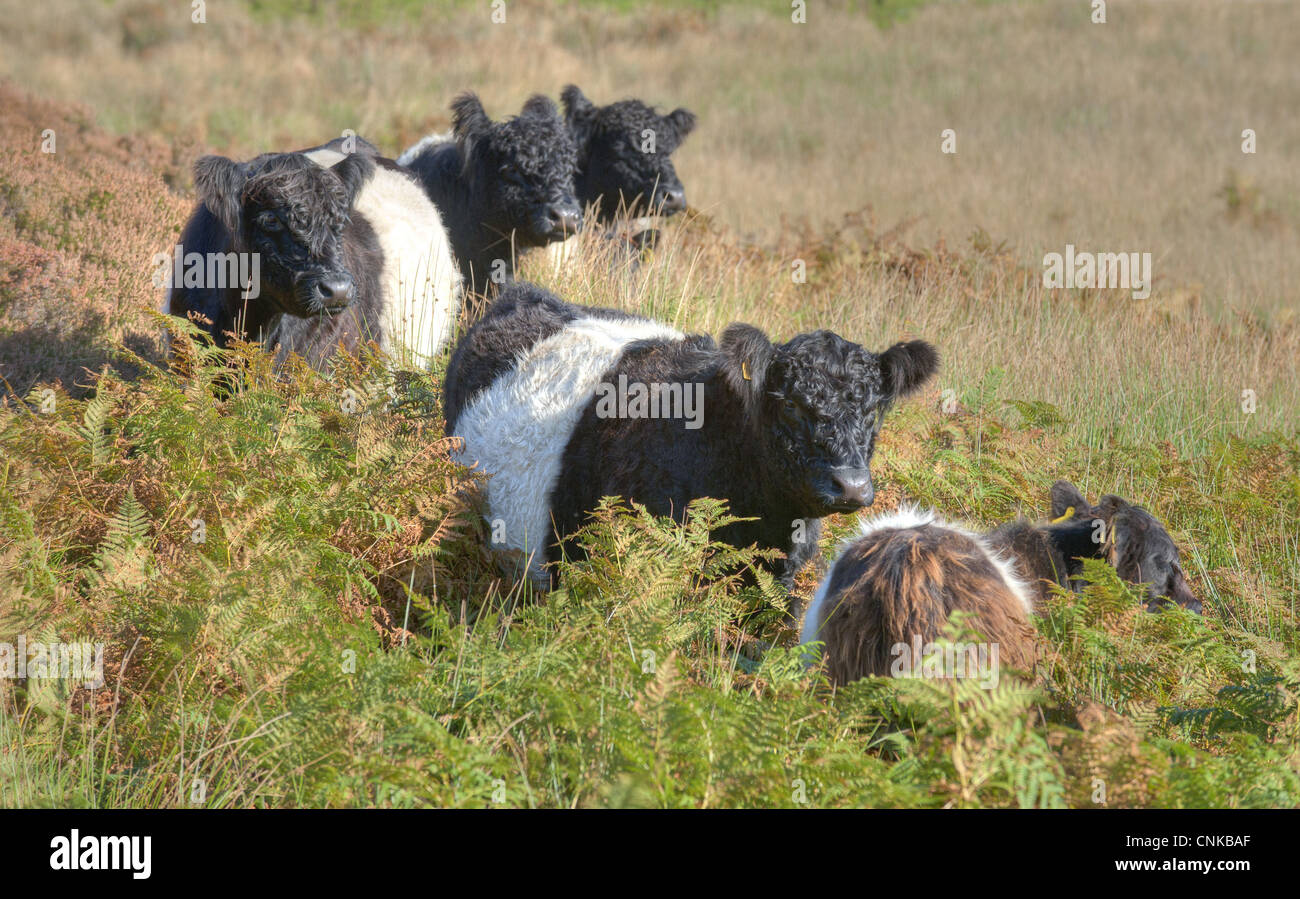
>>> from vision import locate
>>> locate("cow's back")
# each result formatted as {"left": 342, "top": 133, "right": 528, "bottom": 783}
{"left": 803, "top": 510, "right": 1037, "bottom": 685}
{"left": 446, "top": 284, "right": 679, "bottom": 585}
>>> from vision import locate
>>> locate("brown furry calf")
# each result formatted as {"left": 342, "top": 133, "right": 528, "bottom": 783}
{"left": 801, "top": 481, "right": 1201, "bottom": 686}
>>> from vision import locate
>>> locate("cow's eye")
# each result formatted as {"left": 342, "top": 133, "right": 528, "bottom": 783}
{"left": 768, "top": 393, "right": 795, "bottom": 415}
{"left": 256, "top": 212, "right": 282, "bottom": 232}
{"left": 783, "top": 395, "right": 814, "bottom": 421}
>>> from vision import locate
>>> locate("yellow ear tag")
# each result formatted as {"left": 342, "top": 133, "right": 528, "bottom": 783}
{"left": 1049, "top": 506, "right": 1075, "bottom": 524}
{"left": 742, "top": 361, "right": 751, "bottom": 381}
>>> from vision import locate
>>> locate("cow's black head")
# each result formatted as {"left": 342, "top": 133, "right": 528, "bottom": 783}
{"left": 720, "top": 325, "right": 938, "bottom": 516}
{"left": 1050, "top": 481, "right": 1202, "bottom": 614}
{"left": 452, "top": 92, "right": 581, "bottom": 247}
{"left": 561, "top": 85, "right": 696, "bottom": 221}
{"left": 194, "top": 151, "right": 372, "bottom": 318}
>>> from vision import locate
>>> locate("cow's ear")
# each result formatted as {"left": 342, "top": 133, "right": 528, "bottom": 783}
{"left": 1105, "top": 506, "right": 1146, "bottom": 579}
{"left": 330, "top": 152, "right": 374, "bottom": 205}
{"left": 665, "top": 107, "right": 697, "bottom": 143}
{"left": 521, "top": 94, "right": 560, "bottom": 122}
{"left": 562, "top": 85, "right": 596, "bottom": 134}
{"left": 451, "top": 92, "right": 492, "bottom": 162}
{"left": 720, "top": 323, "right": 774, "bottom": 411}
{"left": 1050, "top": 481, "right": 1089, "bottom": 521}
{"left": 878, "top": 340, "right": 938, "bottom": 401}
{"left": 1089, "top": 495, "right": 1131, "bottom": 561}
{"left": 1095, "top": 494, "right": 1130, "bottom": 522}
{"left": 194, "top": 155, "right": 248, "bottom": 235}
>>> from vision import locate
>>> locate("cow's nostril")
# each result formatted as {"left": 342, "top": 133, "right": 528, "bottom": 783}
{"left": 830, "top": 471, "right": 874, "bottom": 508}
{"left": 315, "top": 274, "right": 355, "bottom": 308}
{"left": 657, "top": 187, "right": 686, "bottom": 213}
{"left": 548, "top": 205, "right": 581, "bottom": 235}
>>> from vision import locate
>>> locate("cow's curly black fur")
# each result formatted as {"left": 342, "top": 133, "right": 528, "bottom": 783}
{"left": 166, "top": 151, "right": 378, "bottom": 347}
{"left": 553, "top": 326, "right": 936, "bottom": 587}
{"left": 403, "top": 93, "right": 580, "bottom": 295}
{"left": 561, "top": 85, "right": 696, "bottom": 221}
{"left": 443, "top": 285, "right": 639, "bottom": 432}
{"left": 448, "top": 283, "right": 938, "bottom": 589}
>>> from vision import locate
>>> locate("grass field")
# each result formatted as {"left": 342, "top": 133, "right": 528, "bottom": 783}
{"left": 1, "top": 0, "right": 1297, "bottom": 808}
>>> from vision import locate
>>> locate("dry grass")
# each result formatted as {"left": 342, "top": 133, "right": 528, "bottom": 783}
{"left": 1, "top": 0, "right": 1298, "bottom": 810}
{"left": 523, "top": 205, "right": 1298, "bottom": 455}
{"left": 0, "top": 0, "right": 1294, "bottom": 446}
{"left": 2, "top": 0, "right": 1297, "bottom": 313}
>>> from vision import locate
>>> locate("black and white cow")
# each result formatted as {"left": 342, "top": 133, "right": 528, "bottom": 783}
{"left": 276, "top": 138, "right": 461, "bottom": 368}
{"left": 398, "top": 93, "right": 581, "bottom": 295}
{"left": 547, "top": 86, "right": 698, "bottom": 269}
{"left": 444, "top": 283, "right": 939, "bottom": 592}
{"left": 165, "top": 140, "right": 460, "bottom": 370}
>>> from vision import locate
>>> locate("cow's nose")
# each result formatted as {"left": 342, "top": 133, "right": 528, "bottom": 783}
{"left": 656, "top": 186, "right": 686, "bottom": 214}
{"left": 315, "top": 273, "right": 355, "bottom": 310}
{"left": 1170, "top": 575, "right": 1203, "bottom": 615}
{"left": 831, "top": 469, "right": 874, "bottom": 508}
{"left": 546, "top": 204, "right": 582, "bottom": 237}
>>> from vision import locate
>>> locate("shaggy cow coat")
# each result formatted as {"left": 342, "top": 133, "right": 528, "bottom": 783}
{"left": 990, "top": 481, "right": 1202, "bottom": 615}
{"left": 166, "top": 143, "right": 460, "bottom": 369}
{"left": 547, "top": 85, "right": 697, "bottom": 271}
{"left": 274, "top": 141, "right": 461, "bottom": 368}
{"left": 165, "top": 151, "right": 376, "bottom": 349}
{"left": 801, "top": 481, "right": 1202, "bottom": 686}
{"left": 800, "top": 507, "right": 1039, "bottom": 686}
{"left": 561, "top": 84, "right": 695, "bottom": 221}
{"left": 445, "top": 283, "right": 939, "bottom": 590}
{"left": 399, "top": 94, "right": 581, "bottom": 295}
